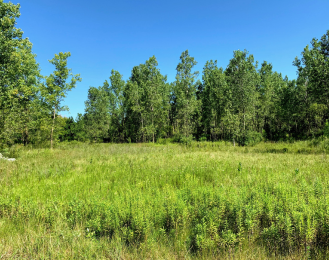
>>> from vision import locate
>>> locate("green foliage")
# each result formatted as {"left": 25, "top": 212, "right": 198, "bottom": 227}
{"left": 156, "top": 138, "right": 170, "bottom": 145}
{"left": 41, "top": 52, "right": 81, "bottom": 148}
{"left": 179, "top": 135, "right": 193, "bottom": 146}
{"left": 2, "top": 1, "right": 329, "bottom": 149}
{"left": 172, "top": 50, "right": 200, "bottom": 138}
{"left": 108, "top": 70, "right": 126, "bottom": 142}
{"left": 3, "top": 4, "right": 329, "bottom": 257}
{"left": 2, "top": 143, "right": 329, "bottom": 258}
{"left": 4, "top": 16, "right": 329, "bottom": 148}
{"left": 294, "top": 30, "right": 329, "bottom": 109}
{"left": 237, "top": 131, "right": 263, "bottom": 146}
{"left": 172, "top": 134, "right": 193, "bottom": 145}
{"left": 237, "top": 162, "right": 242, "bottom": 172}
{"left": 0, "top": 144, "right": 22, "bottom": 158}
{"left": 225, "top": 50, "right": 259, "bottom": 138}
{"left": 0, "top": 0, "right": 41, "bottom": 146}
{"left": 84, "top": 82, "right": 111, "bottom": 142}
{"left": 199, "top": 60, "right": 228, "bottom": 141}
{"left": 124, "top": 56, "right": 170, "bottom": 143}
{"left": 324, "top": 120, "right": 329, "bottom": 138}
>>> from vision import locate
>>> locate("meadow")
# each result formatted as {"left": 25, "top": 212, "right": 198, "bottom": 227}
{"left": 1, "top": 141, "right": 329, "bottom": 259}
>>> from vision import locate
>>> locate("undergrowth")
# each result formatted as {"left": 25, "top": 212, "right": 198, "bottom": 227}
{"left": 1, "top": 142, "right": 329, "bottom": 259}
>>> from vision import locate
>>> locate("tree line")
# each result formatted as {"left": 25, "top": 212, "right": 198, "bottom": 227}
{"left": 1, "top": 0, "right": 329, "bottom": 147}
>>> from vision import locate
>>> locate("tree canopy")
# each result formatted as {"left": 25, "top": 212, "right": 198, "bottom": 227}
{"left": 1, "top": 1, "right": 329, "bottom": 147}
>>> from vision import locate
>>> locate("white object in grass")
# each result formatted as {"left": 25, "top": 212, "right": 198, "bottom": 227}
{"left": 0, "top": 153, "right": 16, "bottom": 161}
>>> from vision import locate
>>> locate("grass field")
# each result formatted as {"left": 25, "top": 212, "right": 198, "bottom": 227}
{"left": 1, "top": 141, "right": 329, "bottom": 259}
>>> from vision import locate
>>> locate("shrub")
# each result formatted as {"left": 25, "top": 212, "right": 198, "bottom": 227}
{"left": 0, "top": 145, "right": 23, "bottom": 159}
{"left": 157, "top": 138, "right": 168, "bottom": 145}
{"left": 237, "top": 131, "right": 262, "bottom": 146}
{"left": 173, "top": 134, "right": 193, "bottom": 146}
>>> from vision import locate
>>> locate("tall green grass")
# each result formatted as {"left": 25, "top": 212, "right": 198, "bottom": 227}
{"left": 1, "top": 142, "right": 329, "bottom": 259}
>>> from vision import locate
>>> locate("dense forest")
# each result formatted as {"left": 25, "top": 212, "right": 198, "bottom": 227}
{"left": 1, "top": 1, "right": 329, "bottom": 148}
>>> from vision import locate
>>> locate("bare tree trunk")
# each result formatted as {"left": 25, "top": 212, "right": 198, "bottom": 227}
{"left": 244, "top": 112, "right": 246, "bottom": 131}
{"left": 22, "top": 106, "right": 28, "bottom": 146}
{"left": 51, "top": 108, "right": 56, "bottom": 149}
{"left": 141, "top": 116, "right": 144, "bottom": 142}
{"left": 25, "top": 106, "right": 30, "bottom": 146}
{"left": 24, "top": 124, "right": 28, "bottom": 146}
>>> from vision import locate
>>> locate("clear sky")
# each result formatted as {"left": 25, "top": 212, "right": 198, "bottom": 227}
{"left": 14, "top": 0, "right": 329, "bottom": 118}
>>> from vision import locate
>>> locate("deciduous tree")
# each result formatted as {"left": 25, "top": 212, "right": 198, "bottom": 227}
{"left": 41, "top": 52, "right": 81, "bottom": 148}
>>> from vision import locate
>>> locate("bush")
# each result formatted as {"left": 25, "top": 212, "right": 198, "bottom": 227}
{"left": 237, "top": 131, "right": 263, "bottom": 146}
{"left": 0, "top": 145, "right": 23, "bottom": 158}
{"left": 180, "top": 135, "right": 193, "bottom": 146}
{"left": 157, "top": 138, "right": 168, "bottom": 145}
{"left": 172, "top": 134, "right": 193, "bottom": 146}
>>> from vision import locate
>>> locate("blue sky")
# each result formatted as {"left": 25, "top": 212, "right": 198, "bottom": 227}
{"left": 15, "top": 0, "right": 329, "bottom": 118}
